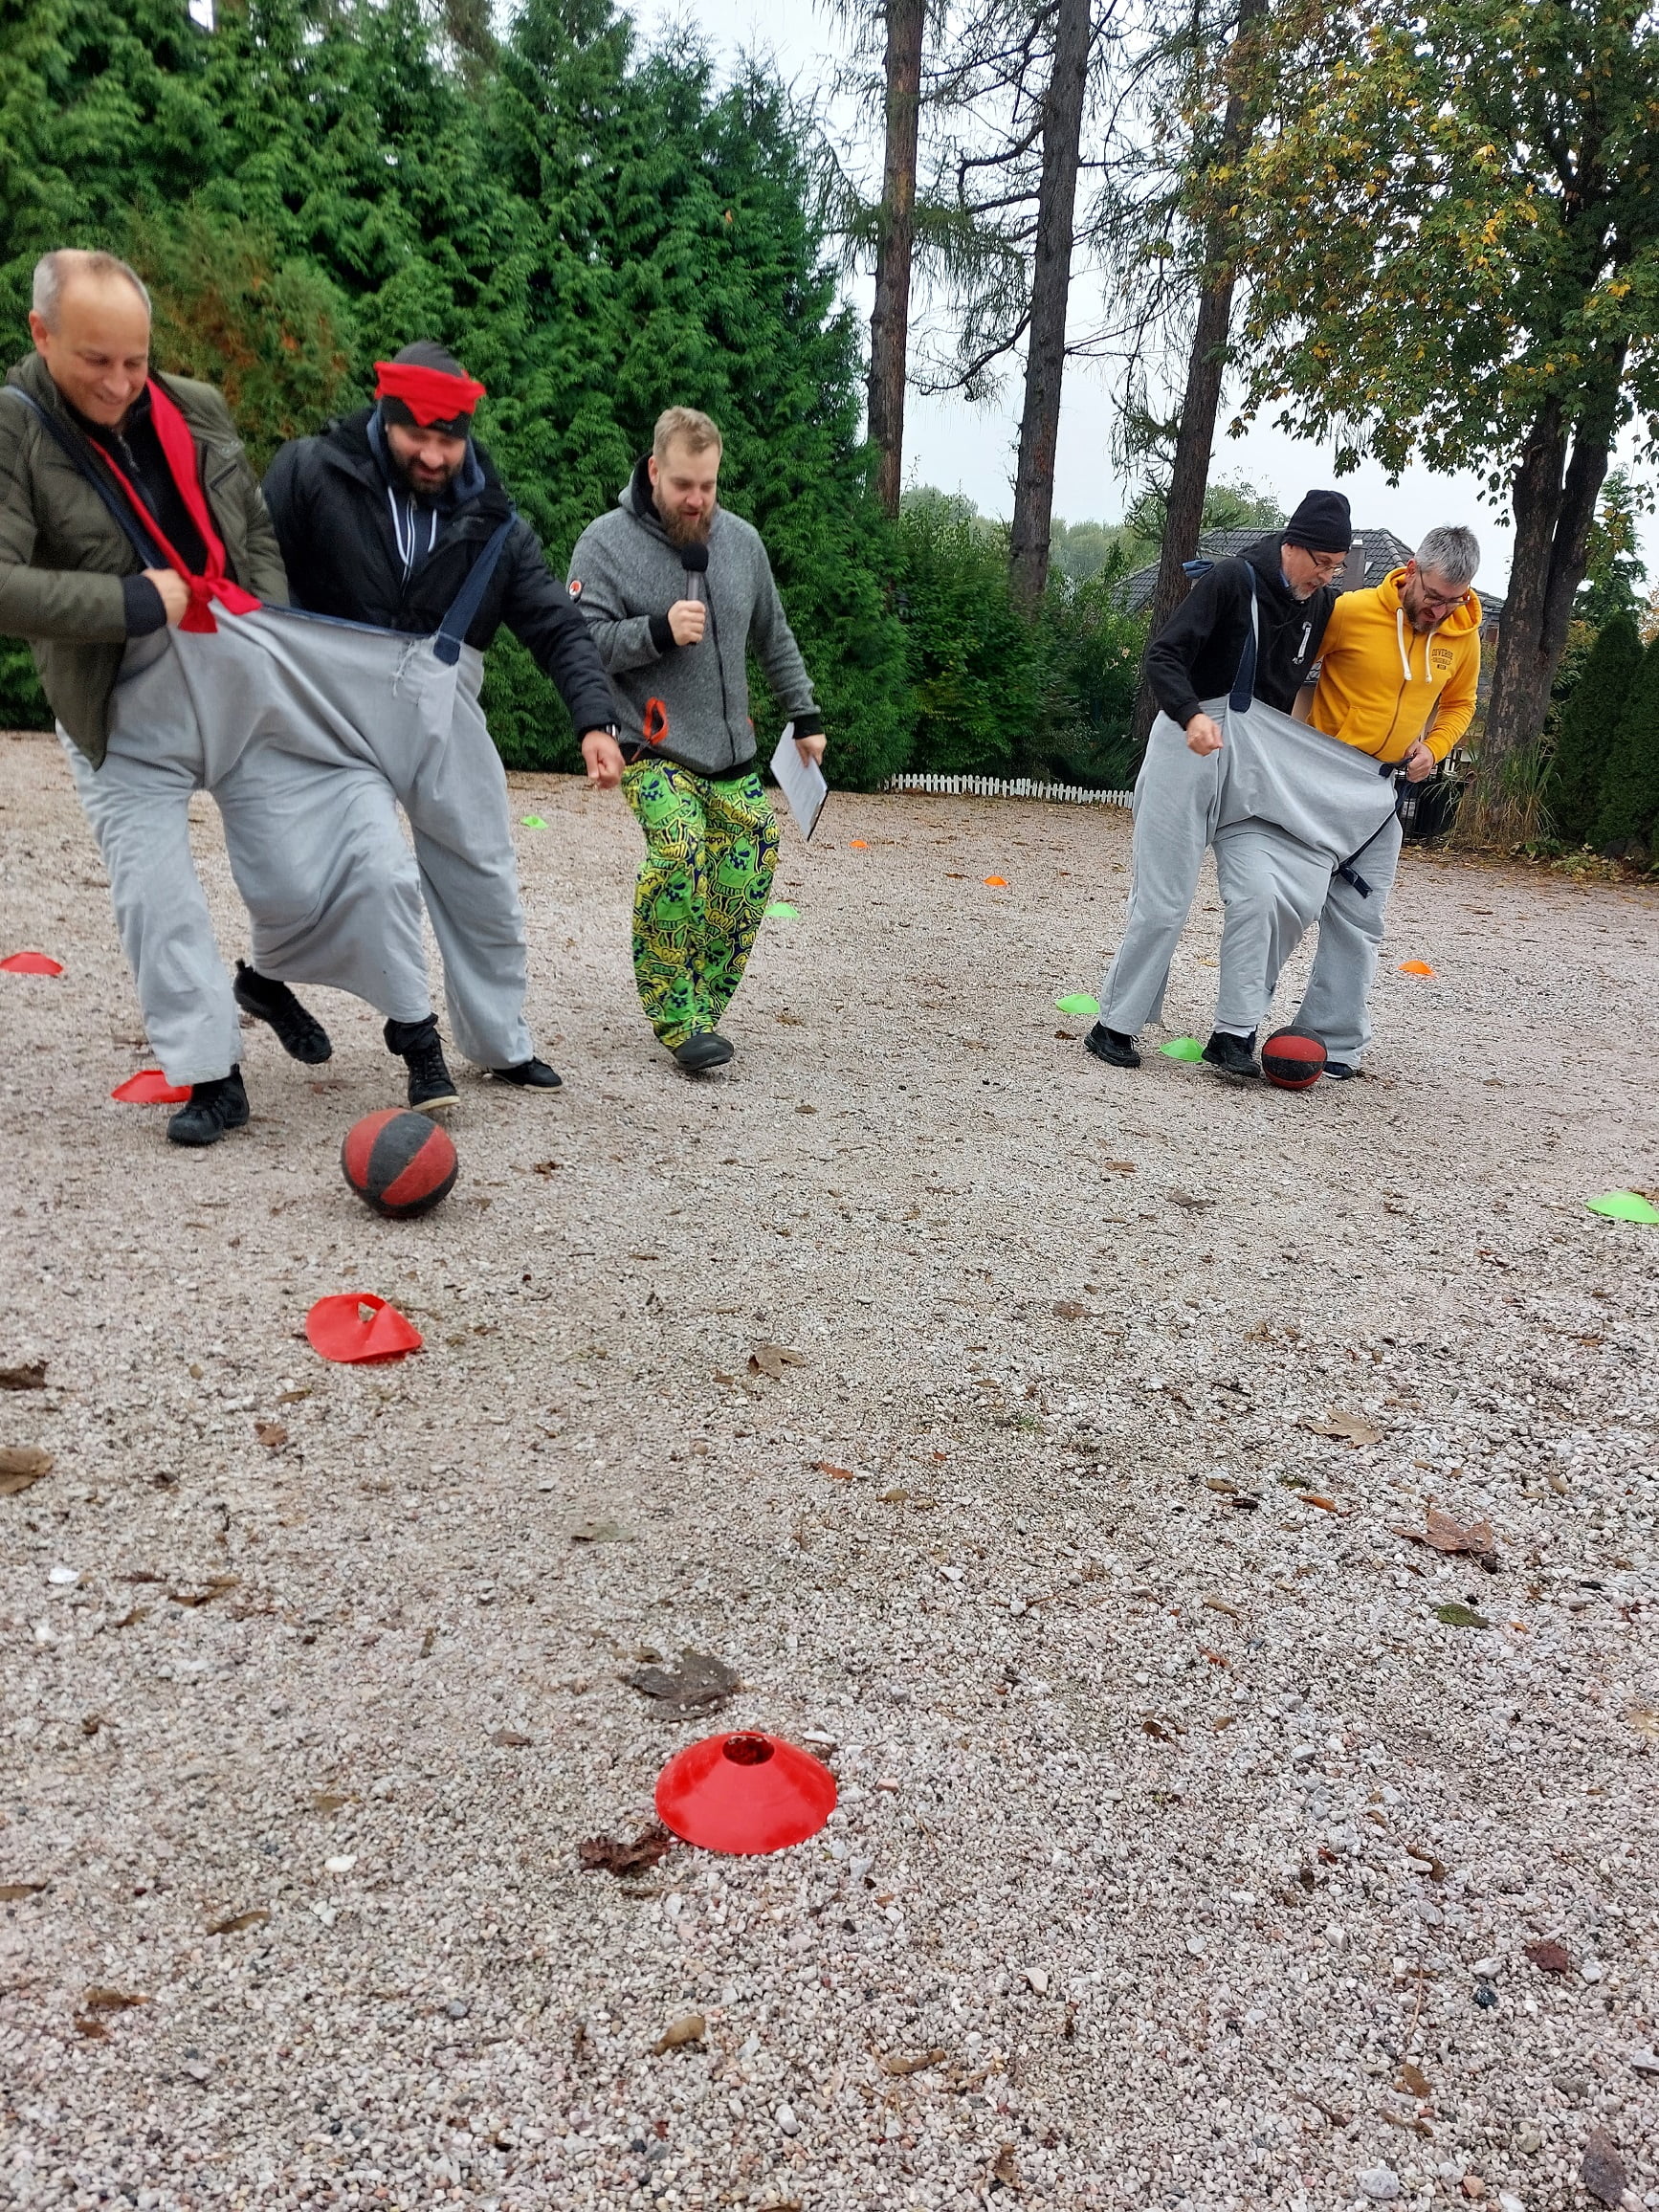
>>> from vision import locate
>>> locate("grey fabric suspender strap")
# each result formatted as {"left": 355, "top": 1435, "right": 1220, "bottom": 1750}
{"left": 432, "top": 518, "right": 515, "bottom": 665}
{"left": 3, "top": 387, "right": 165, "bottom": 567}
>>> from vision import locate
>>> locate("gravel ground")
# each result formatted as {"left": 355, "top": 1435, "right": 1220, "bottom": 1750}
{"left": 1, "top": 726, "right": 1656, "bottom": 2212}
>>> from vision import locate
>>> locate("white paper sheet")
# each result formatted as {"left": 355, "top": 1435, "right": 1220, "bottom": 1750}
{"left": 769, "top": 721, "right": 828, "bottom": 841}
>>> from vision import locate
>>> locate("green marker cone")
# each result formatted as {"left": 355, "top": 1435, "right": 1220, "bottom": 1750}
{"left": 765, "top": 902, "right": 798, "bottom": 920}
{"left": 520, "top": 814, "right": 547, "bottom": 830}
{"left": 1586, "top": 1189, "right": 1659, "bottom": 1224}
{"left": 1160, "top": 1036, "right": 1206, "bottom": 1062}
{"left": 1055, "top": 993, "right": 1100, "bottom": 1019}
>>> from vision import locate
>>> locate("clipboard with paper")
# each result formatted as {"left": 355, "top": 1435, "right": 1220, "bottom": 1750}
{"left": 769, "top": 721, "right": 828, "bottom": 841}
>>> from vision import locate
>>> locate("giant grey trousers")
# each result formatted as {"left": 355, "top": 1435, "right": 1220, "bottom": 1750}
{"left": 65, "top": 609, "right": 534, "bottom": 1086}
{"left": 1099, "top": 694, "right": 1399, "bottom": 1043}
{"left": 1272, "top": 811, "right": 1404, "bottom": 1062}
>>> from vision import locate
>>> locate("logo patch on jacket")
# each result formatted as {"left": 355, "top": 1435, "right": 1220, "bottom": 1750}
{"left": 567, "top": 578, "right": 582, "bottom": 599}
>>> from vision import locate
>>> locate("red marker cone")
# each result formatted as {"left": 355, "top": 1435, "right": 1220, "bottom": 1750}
{"left": 304, "top": 1293, "right": 423, "bottom": 1364}
{"left": 111, "top": 1070, "right": 192, "bottom": 1105}
{"left": 655, "top": 1731, "right": 837, "bottom": 1856}
{"left": 1, "top": 950, "right": 64, "bottom": 976}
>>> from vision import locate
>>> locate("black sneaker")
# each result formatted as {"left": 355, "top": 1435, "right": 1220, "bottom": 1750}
{"left": 385, "top": 1016, "right": 460, "bottom": 1113}
{"left": 166, "top": 1066, "right": 251, "bottom": 1148}
{"left": 1203, "top": 1029, "right": 1260, "bottom": 1079}
{"left": 489, "top": 1056, "right": 563, "bottom": 1090}
{"left": 1084, "top": 1022, "right": 1140, "bottom": 1070}
{"left": 232, "top": 961, "right": 332, "bottom": 1064}
{"left": 1323, "top": 1060, "right": 1360, "bottom": 1081}
{"left": 672, "top": 1032, "right": 735, "bottom": 1073}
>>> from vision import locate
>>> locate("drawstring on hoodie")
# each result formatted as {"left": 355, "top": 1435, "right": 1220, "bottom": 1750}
{"left": 387, "top": 487, "right": 439, "bottom": 584}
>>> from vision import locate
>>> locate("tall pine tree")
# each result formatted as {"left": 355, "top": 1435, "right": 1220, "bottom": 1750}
{"left": 1543, "top": 613, "right": 1641, "bottom": 849}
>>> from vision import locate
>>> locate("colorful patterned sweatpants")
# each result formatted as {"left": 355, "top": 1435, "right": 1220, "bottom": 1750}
{"left": 622, "top": 759, "right": 781, "bottom": 1046}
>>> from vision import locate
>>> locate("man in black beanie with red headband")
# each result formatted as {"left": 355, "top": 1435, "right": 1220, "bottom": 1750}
{"left": 1086, "top": 488, "right": 1353, "bottom": 1079}
{"left": 259, "top": 341, "right": 621, "bottom": 1106}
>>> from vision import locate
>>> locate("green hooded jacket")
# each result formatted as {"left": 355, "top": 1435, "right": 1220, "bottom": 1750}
{"left": 0, "top": 351, "right": 289, "bottom": 765}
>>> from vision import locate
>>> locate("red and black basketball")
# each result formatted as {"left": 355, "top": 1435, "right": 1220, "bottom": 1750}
{"left": 1261, "top": 1029, "right": 1328, "bottom": 1091}
{"left": 341, "top": 1109, "right": 458, "bottom": 1219}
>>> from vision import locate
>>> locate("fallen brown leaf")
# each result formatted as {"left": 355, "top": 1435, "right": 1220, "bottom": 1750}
{"left": 1301, "top": 1408, "right": 1385, "bottom": 1445}
{"left": 0, "top": 1881, "right": 46, "bottom": 1900}
{"left": 1581, "top": 2127, "right": 1627, "bottom": 2208}
{"left": 110, "top": 1605, "right": 151, "bottom": 1629}
{"left": 1395, "top": 2059, "right": 1431, "bottom": 2098}
{"left": 579, "top": 1825, "right": 674, "bottom": 1878}
{"left": 1167, "top": 1189, "right": 1214, "bottom": 1211}
{"left": 569, "top": 1519, "right": 630, "bottom": 1543}
{"left": 0, "top": 1361, "right": 46, "bottom": 1390}
{"left": 82, "top": 1987, "right": 147, "bottom": 2012}
{"left": 651, "top": 2012, "right": 705, "bottom": 2054}
{"left": 1203, "top": 1596, "right": 1244, "bottom": 1619}
{"left": 1524, "top": 1938, "right": 1571, "bottom": 1975}
{"left": 207, "top": 1908, "right": 270, "bottom": 1936}
{"left": 1140, "top": 1716, "right": 1184, "bottom": 1742}
{"left": 814, "top": 1462, "right": 854, "bottom": 1481}
{"left": 881, "top": 2046, "right": 947, "bottom": 2075}
{"left": 73, "top": 2015, "right": 109, "bottom": 2040}
{"left": 254, "top": 1421, "right": 288, "bottom": 1449}
{"left": 1103, "top": 1161, "right": 1137, "bottom": 1174}
{"left": 1629, "top": 1707, "right": 1659, "bottom": 1743}
{"left": 491, "top": 1729, "right": 533, "bottom": 1748}
{"left": 0, "top": 1446, "right": 53, "bottom": 1495}
{"left": 311, "top": 1792, "right": 351, "bottom": 1814}
{"left": 168, "top": 1576, "right": 239, "bottom": 1607}
{"left": 275, "top": 1386, "right": 312, "bottom": 1405}
{"left": 748, "top": 1344, "right": 807, "bottom": 1380}
{"left": 1404, "top": 1843, "right": 1447, "bottom": 1881}
{"left": 992, "top": 2143, "right": 1019, "bottom": 2186}
{"left": 1391, "top": 1506, "right": 1498, "bottom": 1563}
{"left": 1051, "top": 1300, "right": 1089, "bottom": 1320}
{"left": 626, "top": 1650, "right": 740, "bottom": 1714}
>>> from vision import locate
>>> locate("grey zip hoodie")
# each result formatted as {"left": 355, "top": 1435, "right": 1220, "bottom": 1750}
{"left": 566, "top": 457, "right": 822, "bottom": 778}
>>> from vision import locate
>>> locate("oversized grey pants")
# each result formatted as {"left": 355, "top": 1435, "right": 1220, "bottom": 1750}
{"left": 1098, "top": 711, "right": 1223, "bottom": 1034}
{"left": 1099, "top": 694, "right": 1399, "bottom": 1043}
{"left": 67, "top": 613, "right": 533, "bottom": 1084}
{"left": 1273, "top": 811, "right": 1404, "bottom": 1061}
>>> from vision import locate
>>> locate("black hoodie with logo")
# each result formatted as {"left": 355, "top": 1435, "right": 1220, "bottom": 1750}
{"left": 1144, "top": 535, "right": 1338, "bottom": 730}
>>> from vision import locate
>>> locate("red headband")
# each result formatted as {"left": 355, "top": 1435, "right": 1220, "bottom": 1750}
{"left": 374, "top": 361, "right": 487, "bottom": 426}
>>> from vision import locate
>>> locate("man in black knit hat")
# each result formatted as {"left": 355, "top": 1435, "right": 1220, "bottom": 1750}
{"left": 257, "top": 342, "right": 621, "bottom": 1108}
{"left": 1086, "top": 489, "right": 1353, "bottom": 1079}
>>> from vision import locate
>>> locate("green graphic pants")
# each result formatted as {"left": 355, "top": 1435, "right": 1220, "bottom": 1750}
{"left": 622, "top": 760, "right": 781, "bottom": 1046}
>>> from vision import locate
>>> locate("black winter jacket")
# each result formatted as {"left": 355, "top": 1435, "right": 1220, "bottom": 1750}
{"left": 262, "top": 409, "right": 616, "bottom": 737}
{"left": 1144, "top": 536, "right": 1337, "bottom": 730}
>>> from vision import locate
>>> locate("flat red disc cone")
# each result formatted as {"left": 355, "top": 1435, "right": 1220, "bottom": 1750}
{"left": 2, "top": 950, "right": 64, "bottom": 976}
{"left": 305, "top": 1293, "right": 423, "bottom": 1364}
{"left": 655, "top": 1731, "right": 837, "bottom": 1856}
{"left": 111, "top": 1069, "right": 192, "bottom": 1105}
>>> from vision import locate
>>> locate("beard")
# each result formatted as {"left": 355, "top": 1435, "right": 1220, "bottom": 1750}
{"left": 660, "top": 502, "right": 714, "bottom": 549}
{"left": 390, "top": 447, "right": 464, "bottom": 507}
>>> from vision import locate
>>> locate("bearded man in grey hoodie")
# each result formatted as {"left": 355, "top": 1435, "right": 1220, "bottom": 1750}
{"left": 567, "top": 408, "right": 826, "bottom": 1073}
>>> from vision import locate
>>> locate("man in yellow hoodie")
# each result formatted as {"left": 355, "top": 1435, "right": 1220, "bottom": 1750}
{"left": 1281, "top": 524, "right": 1484, "bottom": 1075}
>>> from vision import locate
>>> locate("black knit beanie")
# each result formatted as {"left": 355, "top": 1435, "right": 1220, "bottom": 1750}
{"left": 1282, "top": 489, "right": 1353, "bottom": 553}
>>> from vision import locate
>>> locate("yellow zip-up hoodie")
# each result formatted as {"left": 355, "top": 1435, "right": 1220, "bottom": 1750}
{"left": 1309, "top": 568, "right": 1483, "bottom": 763}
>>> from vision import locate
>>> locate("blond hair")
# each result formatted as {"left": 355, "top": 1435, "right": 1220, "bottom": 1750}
{"left": 33, "top": 249, "right": 151, "bottom": 328}
{"left": 653, "top": 406, "right": 722, "bottom": 463}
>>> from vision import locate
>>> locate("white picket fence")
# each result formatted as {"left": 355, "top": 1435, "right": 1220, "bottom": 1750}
{"left": 883, "top": 772, "right": 1133, "bottom": 807}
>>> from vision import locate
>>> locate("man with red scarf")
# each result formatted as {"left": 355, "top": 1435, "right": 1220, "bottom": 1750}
{"left": 0, "top": 248, "right": 321, "bottom": 1145}
{"left": 261, "top": 341, "right": 622, "bottom": 1107}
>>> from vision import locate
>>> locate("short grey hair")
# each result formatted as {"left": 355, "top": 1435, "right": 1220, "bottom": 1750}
{"left": 32, "top": 249, "right": 151, "bottom": 330}
{"left": 1416, "top": 524, "right": 1479, "bottom": 587}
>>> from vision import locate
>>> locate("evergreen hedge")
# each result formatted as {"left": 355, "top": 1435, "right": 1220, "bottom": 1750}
{"left": 1589, "top": 633, "right": 1659, "bottom": 858}
{"left": 1543, "top": 611, "right": 1641, "bottom": 846}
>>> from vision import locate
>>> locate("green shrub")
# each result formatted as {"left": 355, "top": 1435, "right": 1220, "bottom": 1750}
{"left": 1589, "top": 633, "right": 1659, "bottom": 858}
{"left": 0, "top": 641, "right": 51, "bottom": 731}
{"left": 1543, "top": 612, "right": 1641, "bottom": 846}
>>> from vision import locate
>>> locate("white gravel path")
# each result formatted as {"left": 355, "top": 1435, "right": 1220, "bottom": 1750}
{"left": 1, "top": 729, "right": 1655, "bottom": 2212}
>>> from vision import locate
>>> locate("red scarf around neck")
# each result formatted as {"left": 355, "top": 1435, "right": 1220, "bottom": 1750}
{"left": 90, "top": 379, "right": 259, "bottom": 632}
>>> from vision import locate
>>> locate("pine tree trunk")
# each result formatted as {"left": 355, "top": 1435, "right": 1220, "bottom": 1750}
{"left": 869, "top": 0, "right": 925, "bottom": 519}
{"left": 1007, "top": 0, "right": 1092, "bottom": 609}
{"left": 1128, "top": 0, "right": 1269, "bottom": 752}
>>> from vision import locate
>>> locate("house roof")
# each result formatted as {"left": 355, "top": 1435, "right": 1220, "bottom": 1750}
{"left": 1117, "top": 525, "right": 1504, "bottom": 624}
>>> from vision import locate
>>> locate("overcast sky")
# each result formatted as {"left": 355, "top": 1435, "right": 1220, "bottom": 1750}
{"left": 635, "top": 0, "right": 1656, "bottom": 598}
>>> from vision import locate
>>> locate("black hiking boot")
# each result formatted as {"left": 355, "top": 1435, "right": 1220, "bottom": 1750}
{"left": 232, "top": 961, "right": 333, "bottom": 1064}
{"left": 672, "top": 1032, "right": 735, "bottom": 1073}
{"left": 488, "top": 1056, "right": 563, "bottom": 1090}
{"left": 385, "top": 1016, "right": 460, "bottom": 1113}
{"left": 1084, "top": 1022, "right": 1140, "bottom": 1070}
{"left": 1202, "top": 1029, "right": 1260, "bottom": 1080}
{"left": 166, "top": 1066, "right": 251, "bottom": 1148}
